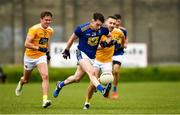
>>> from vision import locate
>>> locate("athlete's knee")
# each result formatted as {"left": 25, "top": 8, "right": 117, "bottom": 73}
{"left": 86, "top": 69, "right": 95, "bottom": 77}
{"left": 73, "top": 71, "right": 84, "bottom": 83}
{"left": 41, "top": 73, "right": 49, "bottom": 80}
{"left": 113, "top": 70, "right": 118, "bottom": 77}
{"left": 74, "top": 76, "right": 81, "bottom": 83}
{"left": 114, "top": 67, "right": 119, "bottom": 73}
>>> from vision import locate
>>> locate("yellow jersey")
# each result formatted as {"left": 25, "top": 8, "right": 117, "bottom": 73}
{"left": 95, "top": 35, "right": 114, "bottom": 63}
{"left": 111, "top": 28, "right": 125, "bottom": 44}
{"left": 25, "top": 23, "right": 54, "bottom": 59}
{"left": 95, "top": 28, "right": 124, "bottom": 63}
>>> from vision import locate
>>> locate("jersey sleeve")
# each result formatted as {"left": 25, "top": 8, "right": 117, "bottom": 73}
{"left": 102, "top": 27, "right": 109, "bottom": 36}
{"left": 74, "top": 26, "right": 82, "bottom": 37}
{"left": 50, "top": 28, "right": 54, "bottom": 37}
{"left": 27, "top": 27, "right": 36, "bottom": 38}
{"left": 120, "top": 28, "right": 127, "bottom": 38}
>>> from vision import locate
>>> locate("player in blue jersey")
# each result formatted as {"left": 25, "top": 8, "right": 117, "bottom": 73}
{"left": 53, "top": 13, "right": 111, "bottom": 99}
{"left": 112, "top": 14, "right": 128, "bottom": 99}
{"left": 83, "top": 16, "right": 117, "bottom": 109}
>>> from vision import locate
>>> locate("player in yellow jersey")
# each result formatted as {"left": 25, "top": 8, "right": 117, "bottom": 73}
{"left": 83, "top": 16, "right": 118, "bottom": 109}
{"left": 112, "top": 14, "right": 128, "bottom": 99}
{"left": 15, "top": 11, "right": 54, "bottom": 108}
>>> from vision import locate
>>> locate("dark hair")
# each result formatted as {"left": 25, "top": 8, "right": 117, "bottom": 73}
{"left": 40, "top": 11, "right": 53, "bottom": 19}
{"left": 114, "top": 14, "right": 122, "bottom": 20}
{"left": 93, "top": 12, "right": 105, "bottom": 23}
{"left": 107, "top": 16, "right": 117, "bottom": 20}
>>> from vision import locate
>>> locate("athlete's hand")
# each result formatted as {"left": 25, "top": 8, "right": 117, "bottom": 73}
{"left": 110, "top": 40, "right": 117, "bottom": 45}
{"left": 100, "top": 41, "right": 108, "bottom": 48}
{"left": 46, "top": 51, "right": 51, "bottom": 61}
{"left": 38, "top": 47, "right": 48, "bottom": 52}
{"left": 107, "top": 40, "right": 117, "bottom": 47}
{"left": 62, "top": 49, "right": 70, "bottom": 59}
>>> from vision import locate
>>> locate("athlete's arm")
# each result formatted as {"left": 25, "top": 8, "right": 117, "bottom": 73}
{"left": 24, "top": 35, "right": 39, "bottom": 50}
{"left": 120, "top": 27, "right": 128, "bottom": 48}
{"left": 65, "top": 33, "right": 77, "bottom": 50}
{"left": 62, "top": 33, "right": 77, "bottom": 59}
{"left": 121, "top": 36, "right": 128, "bottom": 48}
{"left": 124, "top": 36, "right": 128, "bottom": 48}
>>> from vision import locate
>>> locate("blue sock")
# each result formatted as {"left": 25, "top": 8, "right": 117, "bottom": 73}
{"left": 96, "top": 84, "right": 104, "bottom": 93}
{"left": 58, "top": 81, "right": 65, "bottom": 88}
{"left": 113, "top": 86, "right": 117, "bottom": 92}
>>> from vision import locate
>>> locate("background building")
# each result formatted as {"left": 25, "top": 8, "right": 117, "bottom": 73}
{"left": 0, "top": 0, "right": 180, "bottom": 65}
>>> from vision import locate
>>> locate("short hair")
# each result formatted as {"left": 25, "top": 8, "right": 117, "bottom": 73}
{"left": 107, "top": 16, "right": 117, "bottom": 20}
{"left": 114, "top": 14, "right": 122, "bottom": 20}
{"left": 40, "top": 11, "right": 53, "bottom": 19}
{"left": 93, "top": 12, "right": 105, "bottom": 23}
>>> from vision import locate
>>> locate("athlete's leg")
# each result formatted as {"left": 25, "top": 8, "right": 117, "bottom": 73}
{"left": 79, "top": 59, "right": 100, "bottom": 87}
{"left": 113, "top": 64, "right": 120, "bottom": 87}
{"left": 21, "top": 69, "right": 33, "bottom": 84}
{"left": 37, "top": 62, "right": 51, "bottom": 108}
{"left": 83, "top": 67, "right": 100, "bottom": 109}
{"left": 64, "top": 65, "right": 86, "bottom": 85}
{"left": 87, "top": 67, "right": 99, "bottom": 101}
{"left": 37, "top": 63, "right": 49, "bottom": 97}
{"left": 79, "top": 59, "right": 111, "bottom": 97}
{"left": 112, "top": 54, "right": 124, "bottom": 99}
{"left": 112, "top": 63, "right": 120, "bottom": 98}
{"left": 53, "top": 65, "right": 86, "bottom": 98}
{"left": 15, "top": 69, "right": 32, "bottom": 96}
{"left": 15, "top": 55, "right": 36, "bottom": 96}
{"left": 76, "top": 50, "right": 111, "bottom": 96}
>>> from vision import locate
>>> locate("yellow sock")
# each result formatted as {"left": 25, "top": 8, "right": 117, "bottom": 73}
{"left": 85, "top": 97, "right": 90, "bottom": 103}
{"left": 43, "top": 95, "right": 48, "bottom": 101}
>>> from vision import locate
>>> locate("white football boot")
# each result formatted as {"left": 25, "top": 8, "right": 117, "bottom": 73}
{"left": 83, "top": 102, "right": 90, "bottom": 110}
{"left": 42, "top": 100, "right": 52, "bottom": 108}
{"left": 15, "top": 81, "right": 23, "bottom": 96}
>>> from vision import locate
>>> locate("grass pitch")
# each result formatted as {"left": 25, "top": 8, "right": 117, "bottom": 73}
{"left": 0, "top": 82, "right": 180, "bottom": 114}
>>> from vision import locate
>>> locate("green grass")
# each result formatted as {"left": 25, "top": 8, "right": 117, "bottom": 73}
{"left": 0, "top": 82, "right": 180, "bottom": 114}
{"left": 3, "top": 65, "right": 180, "bottom": 83}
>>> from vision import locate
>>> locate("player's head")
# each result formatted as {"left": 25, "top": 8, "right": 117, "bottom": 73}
{"left": 40, "top": 11, "right": 53, "bottom": 29}
{"left": 114, "top": 14, "right": 122, "bottom": 28}
{"left": 105, "top": 16, "right": 117, "bottom": 32}
{"left": 91, "top": 12, "right": 105, "bottom": 31}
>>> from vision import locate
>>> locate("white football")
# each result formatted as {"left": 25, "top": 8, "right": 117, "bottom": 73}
{"left": 99, "top": 72, "right": 114, "bottom": 85}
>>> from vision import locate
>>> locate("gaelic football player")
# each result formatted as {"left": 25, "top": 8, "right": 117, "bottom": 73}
{"left": 15, "top": 11, "right": 53, "bottom": 108}
{"left": 83, "top": 16, "right": 119, "bottom": 109}
{"left": 112, "top": 14, "right": 128, "bottom": 99}
{"left": 53, "top": 12, "right": 111, "bottom": 100}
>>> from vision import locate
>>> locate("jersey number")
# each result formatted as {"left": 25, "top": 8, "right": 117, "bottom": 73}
{"left": 39, "top": 38, "right": 48, "bottom": 45}
{"left": 88, "top": 37, "right": 99, "bottom": 46}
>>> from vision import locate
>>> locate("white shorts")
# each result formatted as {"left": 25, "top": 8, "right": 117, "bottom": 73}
{"left": 76, "top": 49, "right": 95, "bottom": 65}
{"left": 112, "top": 55, "right": 124, "bottom": 63}
{"left": 24, "top": 55, "right": 47, "bottom": 70}
{"left": 93, "top": 59, "right": 112, "bottom": 73}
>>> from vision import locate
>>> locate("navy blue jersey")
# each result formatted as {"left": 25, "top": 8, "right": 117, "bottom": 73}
{"left": 113, "top": 27, "right": 127, "bottom": 56}
{"left": 74, "top": 22, "right": 109, "bottom": 59}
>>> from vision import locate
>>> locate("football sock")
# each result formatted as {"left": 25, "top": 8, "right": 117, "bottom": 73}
{"left": 113, "top": 86, "right": 117, "bottom": 92}
{"left": 43, "top": 95, "right": 48, "bottom": 101}
{"left": 85, "top": 97, "right": 90, "bottom": 103}
{"left": 58, "top": 81, "right": 65, "bottom": 88}
{"left": 96, "top": 84, "right": 104, "bottom": 93}
{"left": 20, "top": 77, "right": 24, "bottom": 85}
